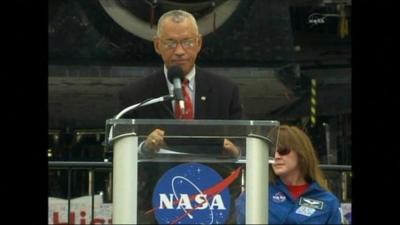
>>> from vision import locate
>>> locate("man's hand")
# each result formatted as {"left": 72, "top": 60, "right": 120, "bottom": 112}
{"left": 143, "top": 129, "right": 166, "bottom": 154}
{"left": 223, "top": 138, "right": 240, "bottom": 158}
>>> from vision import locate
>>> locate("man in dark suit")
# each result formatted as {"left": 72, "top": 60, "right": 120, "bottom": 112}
{"left": 119, "top": 9, "right": 243, "bottom": 155}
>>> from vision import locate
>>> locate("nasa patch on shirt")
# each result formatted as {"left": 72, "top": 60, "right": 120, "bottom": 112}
{"left": 299, "top": 197, "right": 324, "bottom": 210}
{"left": 272, "top": 192, "right": 286, "bottom": 203}
{"left": 296, "top": 206, "right": 316, "bottom": 217}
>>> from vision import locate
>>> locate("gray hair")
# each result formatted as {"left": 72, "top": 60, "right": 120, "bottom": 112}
{"left": 156, "top": 10, "right": 199, "bottom": 37}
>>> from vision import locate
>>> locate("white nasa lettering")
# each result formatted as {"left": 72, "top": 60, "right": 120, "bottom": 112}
{"left": 158, "top": 194, "right": 226, "bottom": 210}
{"left": 210, "top": 195, "right": 226, "bottom": 210}
{"left": 177, "top": 194, "right": 193, "bottom": 209}
{"left": 195, "top": 194, "right": 208, "bottom": 209}
{"left": 159, "top": 194, "right": 174, "bottom": 209}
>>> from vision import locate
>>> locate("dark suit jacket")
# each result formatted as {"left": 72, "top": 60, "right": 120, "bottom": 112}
{"left": 119, "top": 67, "right": 243, "bottom": 120}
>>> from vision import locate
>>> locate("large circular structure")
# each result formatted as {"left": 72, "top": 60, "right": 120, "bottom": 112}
{"left": 99, "top": 0, "right": 240, "bottom": 41}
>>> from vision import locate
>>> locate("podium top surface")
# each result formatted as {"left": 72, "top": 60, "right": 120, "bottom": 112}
{"left": 106, "top": 119, "right": 278, "bottom": 126}
{"left": 106, "top": 119, "right": 279, "bottom": 144}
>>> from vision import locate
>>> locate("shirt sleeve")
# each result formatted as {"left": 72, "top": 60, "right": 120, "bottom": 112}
{"left": 235, "top": 192, "right": 246, "bottom": 224}
{"left": 137, "top": 140, "right": 157, "bottom": 156}
{"left": 327, "top": 199, "right": 344, "bottom": 224}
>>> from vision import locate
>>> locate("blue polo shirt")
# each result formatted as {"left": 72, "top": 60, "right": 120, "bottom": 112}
{"left": 235, "top": 179, "right": 343, "bottom": 224}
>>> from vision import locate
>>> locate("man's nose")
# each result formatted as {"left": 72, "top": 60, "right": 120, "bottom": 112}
{"left": 173, "top": 42, "right": 186, "bottom": 55}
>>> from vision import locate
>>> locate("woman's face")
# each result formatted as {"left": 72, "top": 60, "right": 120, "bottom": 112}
{"left": 272, "top": 147, "right": 301, "bottom": 178}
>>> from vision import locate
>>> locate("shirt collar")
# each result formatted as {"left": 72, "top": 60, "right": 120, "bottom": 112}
{"left": 276, "top": 178, "right": 322, "bottom": 194}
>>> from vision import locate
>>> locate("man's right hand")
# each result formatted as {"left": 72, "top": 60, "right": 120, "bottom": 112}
{"left": 143, "top": 128, "right": 166, "bottom": 153}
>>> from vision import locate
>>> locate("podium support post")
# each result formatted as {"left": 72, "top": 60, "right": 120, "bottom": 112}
{"left": 112, "top": 135, "right": 138, "bottom": 224}
{"left": 246, "top": 136, "right": 269, "bottom": 224}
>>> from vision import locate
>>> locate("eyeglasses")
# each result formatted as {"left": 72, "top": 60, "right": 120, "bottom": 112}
{"left": 160, "top": 38, "right": 197, "bottom": 50}
{"left": 275, "top": 147, "right": 291, "bottom": 156}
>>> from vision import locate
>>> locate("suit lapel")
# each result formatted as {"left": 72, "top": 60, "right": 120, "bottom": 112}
{"left": 150, "top": 72, "right": 174, "bottom": 118}
{"left": 195, "top": 70, "right": 212, "bottom": 119}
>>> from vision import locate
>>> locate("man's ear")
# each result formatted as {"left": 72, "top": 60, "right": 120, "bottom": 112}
{"left": 196, "top": 35, "right": 203, "bottom": 52}
{"left": 198, "top": 35, "right": 203, "bottom": 48}
{"left": 154, "top": 37, "right": 161, "bottom": 55}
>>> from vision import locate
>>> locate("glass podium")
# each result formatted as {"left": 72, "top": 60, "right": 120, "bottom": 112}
{"left": 105, "top": 119, "right": 279, "bottom": 224}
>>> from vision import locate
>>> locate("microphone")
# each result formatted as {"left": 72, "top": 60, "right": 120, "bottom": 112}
{"left": 167, "top": 65, "right": 185, "bottom": 113}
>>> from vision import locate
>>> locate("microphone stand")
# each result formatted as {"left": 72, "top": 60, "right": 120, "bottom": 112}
{"left": 107, "top": 94, "right": 174, "bottom": 145}
{"left": 114, "top": 94, "right": 173, "bottom": 119}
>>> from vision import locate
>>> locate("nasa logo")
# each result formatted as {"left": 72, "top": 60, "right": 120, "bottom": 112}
{"left": 152, "top": 163, "right": 232, "bottom": 224}
{"left": 272, "top": 192, "right": 286, "bottom": 203}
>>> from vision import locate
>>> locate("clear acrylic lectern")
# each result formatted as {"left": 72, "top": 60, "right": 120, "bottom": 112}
{"left": 105, "top": 119, "right": 279, "bottom": 224}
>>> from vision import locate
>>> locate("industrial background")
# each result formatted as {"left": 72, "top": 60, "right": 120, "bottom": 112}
{"left": 48, "top": 0, "right": 351, "bottom": 223}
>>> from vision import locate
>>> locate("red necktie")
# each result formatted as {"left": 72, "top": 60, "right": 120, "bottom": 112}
{"left": 175, "top": 79, "right": 193, "bottom": 119}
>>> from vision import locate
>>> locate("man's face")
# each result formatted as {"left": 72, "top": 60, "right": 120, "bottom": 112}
{"left": 154, "top": 18, "right": 202, "bottom": 76}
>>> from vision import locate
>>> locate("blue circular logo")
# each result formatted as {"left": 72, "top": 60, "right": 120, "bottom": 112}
{"left": 152, "top": 163, "right": 231, "bottom": 224}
